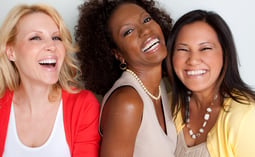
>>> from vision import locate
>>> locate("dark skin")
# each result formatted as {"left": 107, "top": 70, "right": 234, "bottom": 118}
{"left": 100, "top": 85, "right": 165, "bottom": 157}
{"left": 100, "top": 3, "right": 167, "bottom": 157}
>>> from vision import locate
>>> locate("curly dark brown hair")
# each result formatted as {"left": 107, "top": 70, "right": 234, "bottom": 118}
{"left": 75, "top": 0, "right": 172, "bottom": 95}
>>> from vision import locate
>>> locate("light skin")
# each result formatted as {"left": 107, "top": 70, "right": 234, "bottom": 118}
{"left": 100, "top": 3, "right": 167, "bottom": 157}
{"left": 172, "top": 21, "right": 223, "bottom": 146}
{"left": 5, "top": 12, "right": 65, "bottom": 147}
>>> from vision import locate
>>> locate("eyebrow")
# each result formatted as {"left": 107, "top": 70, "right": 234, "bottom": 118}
{"left": 175, "top": 43, "right": 188, "bottom": 46}
{"left": 199, "top": 42, "right": 215, "bottom": 46}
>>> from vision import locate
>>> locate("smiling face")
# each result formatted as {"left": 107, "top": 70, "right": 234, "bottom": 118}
{"left": 172, "top": 21, "right": 223, "bottom": 94}
{"left": 108, "top": 3, "right": 167, "bottom": 70}
{"left": 6, "top": 12, "right": 65, "bottom": 86}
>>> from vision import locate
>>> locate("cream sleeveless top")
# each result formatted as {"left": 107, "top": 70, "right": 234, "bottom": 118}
{"left": 175, "top": 130, "right": 210, "bottom": 157}
{"left": 99, "top": 71, "right": 177, "bottom": 157}
{"left": 3, "top": 101, "right": 70, "bottom": 157}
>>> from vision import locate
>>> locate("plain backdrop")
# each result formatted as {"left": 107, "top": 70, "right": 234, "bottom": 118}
{"left": 1, "top": 0, "right": 254, "bottom": 88}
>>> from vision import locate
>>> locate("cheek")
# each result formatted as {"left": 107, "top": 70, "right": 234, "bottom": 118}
{"left": 156, "top": 25, "right": 165, "bottom": 40}
{"left": 209, "top": 54, "right": 223, "bottom": 72}
{"left": 172, "top": 54, "right": 185, "bottom": 69}
{"left": 14, "top": 46, "right": 34, "bottom": 62}
{"left": 57, "top": 44, "right": 66, "bottom": 57}
{"left": 214, "top": 58, "right": 223, "bottom": 78}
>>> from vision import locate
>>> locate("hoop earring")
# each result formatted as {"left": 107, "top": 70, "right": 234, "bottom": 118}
{"left": 119, "top": 62, "right": 127, "bottom": 71}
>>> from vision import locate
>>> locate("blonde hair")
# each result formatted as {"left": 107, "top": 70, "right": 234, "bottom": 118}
{"left": 0, "top": 4, "right": 83, "bottom": 98}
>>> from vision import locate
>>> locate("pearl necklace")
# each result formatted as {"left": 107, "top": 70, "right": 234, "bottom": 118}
{"left": 126, "top": 69, "right": 161, "bottom": 100}
{"left": 185, "top": 94, "right": 218, "bottom": 139}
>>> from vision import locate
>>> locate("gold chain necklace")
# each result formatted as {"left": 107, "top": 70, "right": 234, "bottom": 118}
{"left": 126, "top": 69, "right": 161, "bottom": 100}
{"left": 185, "top": 94, "right": 218, "bottom": 139}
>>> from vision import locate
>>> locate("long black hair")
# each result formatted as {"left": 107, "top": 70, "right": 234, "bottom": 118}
{"left": 166, "top": 9, "right": 255, "bottom": 121}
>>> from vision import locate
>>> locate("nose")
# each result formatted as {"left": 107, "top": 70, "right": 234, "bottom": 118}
{"left": 139, "top": 25, "right": 151, "bottom": 37}
{"left": 45, "top": 39, "right": 56, "bottom": 51}
{"left": 186, "top": 51, "right": 202, "bottom": 65}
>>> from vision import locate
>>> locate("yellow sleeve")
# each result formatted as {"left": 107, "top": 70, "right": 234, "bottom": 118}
{"left": 235, "top": 104, "right": 255, "bottom": 156}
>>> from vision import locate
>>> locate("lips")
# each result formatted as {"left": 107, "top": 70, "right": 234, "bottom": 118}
{"left": 142, "top": 38, "right": 160, "bottom": 53}
{"left": 186, "top": 69, "right": 206, "bottom": 76}
{"left": 39, "top": 58, "right": 57, "bottom": 67}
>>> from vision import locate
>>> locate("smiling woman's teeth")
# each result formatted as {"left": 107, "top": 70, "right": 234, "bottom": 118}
{"left": 142, "top": 38, "right": 159, "bottom": 52}
{"left": 39, "top": 59, "right": 56, "bottom": 66}
{"left": 187, "top": 70, "right": 206, "bottom": 76}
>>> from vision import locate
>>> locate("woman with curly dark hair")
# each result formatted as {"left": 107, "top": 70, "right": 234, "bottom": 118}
{"left": 75, "top": 0, "right": 176, "bottom": 156}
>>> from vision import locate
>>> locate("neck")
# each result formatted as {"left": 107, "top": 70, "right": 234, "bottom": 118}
{"left": 190, "top": 90, "right": 219, "bottom": 108}
{"left": 13, "top": 83, "right": 60, "bottom": 110}
{"left": 127, "top": 66, "right": 162, "bottom": 93}
{"left": 126, "top": 68, "right": 161, "bottom": 100}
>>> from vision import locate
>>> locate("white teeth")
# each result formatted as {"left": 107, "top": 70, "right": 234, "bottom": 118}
{"left": 142, "top": 38, "right": 159, "bottom": 52}
{"left": 187, "top": 70, "right": 206, "bottom": 76}
{"left": 39, "top": 59, "right": 56, "bottom": 64}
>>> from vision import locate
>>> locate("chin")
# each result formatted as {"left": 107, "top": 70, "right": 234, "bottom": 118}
{"left": 42, "top": 78, "right": 59, "bottom": 86}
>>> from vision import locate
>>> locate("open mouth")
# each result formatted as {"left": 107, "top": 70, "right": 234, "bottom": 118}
{"left": 142, "top": 38, "right": 160, "bottom": 53}
{"left": 39, "top": 58, "right": 56, "bottom": 67}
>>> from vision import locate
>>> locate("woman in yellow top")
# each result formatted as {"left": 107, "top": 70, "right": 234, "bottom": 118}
{"left": 166, "top": 9, "right": 255, "bottom": 157}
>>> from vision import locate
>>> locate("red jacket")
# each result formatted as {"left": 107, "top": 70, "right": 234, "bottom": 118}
{"left": 0, "top": 89, "right": 100, "bottom": 157}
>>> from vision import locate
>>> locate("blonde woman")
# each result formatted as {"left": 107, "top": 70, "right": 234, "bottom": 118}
{"left": 0, "top": 4, "right": 100, "bottom": 157}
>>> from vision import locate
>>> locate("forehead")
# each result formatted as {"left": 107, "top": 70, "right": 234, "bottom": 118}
{"left": 16, "top": 12, "right": 57, "bottom": 32}
{"left": 177, "top": 21, "right": 218, "bottom": 41}
{"left": 109, "top": 3, "right": 146, "bottom": 24}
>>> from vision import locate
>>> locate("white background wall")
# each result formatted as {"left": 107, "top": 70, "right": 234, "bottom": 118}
{"left": 1, "top": 0, "right": 254, "bottom": 88}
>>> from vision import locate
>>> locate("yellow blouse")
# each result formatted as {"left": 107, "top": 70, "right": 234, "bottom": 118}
{"left": 174, "top": 97, "right": 255, "bottom": 157}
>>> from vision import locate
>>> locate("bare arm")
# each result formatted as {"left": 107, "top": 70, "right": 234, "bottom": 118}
{"left": 100, "top": 86, "right": 143, "bottom": 157}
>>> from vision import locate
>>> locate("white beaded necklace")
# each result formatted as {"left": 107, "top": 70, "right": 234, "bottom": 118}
{"left": 126, "top": 69, "right": 161, "bottom": 100}
{"left": 185, "top": 94, "right": 218, "bottom": 139}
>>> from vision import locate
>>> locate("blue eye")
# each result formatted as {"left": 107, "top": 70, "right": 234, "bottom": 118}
{"left": 52, "top": 36, "right": 62, "bottom": 41}
{"left": 29, "top": 36, "right": 41, "bottom": 40}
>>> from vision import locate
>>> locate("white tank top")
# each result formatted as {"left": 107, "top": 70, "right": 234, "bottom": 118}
{"left": 100, "top": 72, "right": 177, "bottom": 157}
{"left": 3, "top": 101, "right": 71, "bottom": 157}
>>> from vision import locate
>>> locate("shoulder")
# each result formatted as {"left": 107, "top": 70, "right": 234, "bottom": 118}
{"left": 62, "top": 89, "right": 100, "bottom": 115}
{"left": 223, "top": 98, "right": 255, "bottom": 130}
{"left": 100, "top": 86, "right": 143, "bottom": 135}
{"left": 226, "top": 98, "right": 255, "bottom": 117}
{"left": 0, "top": 90, "right": 13, "bottom": 112}
{"left": 0, "top": 90, "right": 13, "bottom": 104}
{"left": 104, "top": 86, "right": 143, "bottom": 114}
{"left": 101, "top": 86, "right": 143, "bottom": 126}
{"left": 62, "top": 89, "right": 99, "bottom": 105}
{"left": 222, "top": 98, "right": 255, "bottom": 155}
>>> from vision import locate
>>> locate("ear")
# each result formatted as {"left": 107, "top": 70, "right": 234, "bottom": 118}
{"left": 112, "top": 49, "right": 125, "bottom": 63}
{"left": 5, "top": 45, "right": 16, "bottom": 61}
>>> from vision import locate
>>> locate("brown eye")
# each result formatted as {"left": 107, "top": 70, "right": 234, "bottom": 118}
{"left": 177, "top": 48, "right": 188, "bottom": 52}
{"left": 123, "top": 29, "right": 134, "bottom": 37}
{"left": 143, "top": 16, "right": 152, "bottom": 23}
{"left": 200, "top": 47, "right": 212, "bottom": 51}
